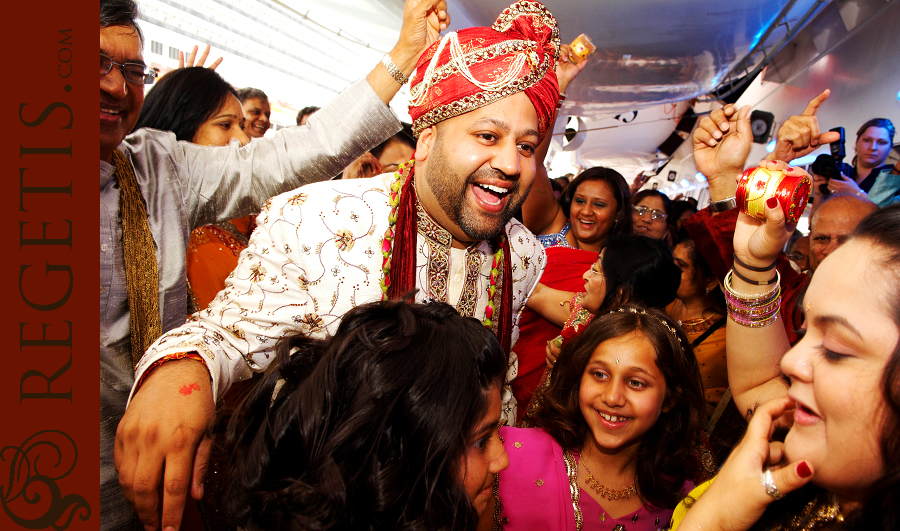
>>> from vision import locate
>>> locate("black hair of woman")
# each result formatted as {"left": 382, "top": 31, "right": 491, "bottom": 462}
{"left": 134, "top": 67, "right": 238, "bottom": 141}
{"left": 561, "top": 166, "right": 634, "bottom": 236}
{"left": 221, "top": 298, "right": 507, "bottom": 531}
{"left": 529, "top": 304, "right": 707, "bottom": 509}
{"left": 600, "top": 233, "right": 683, "bottom": 311}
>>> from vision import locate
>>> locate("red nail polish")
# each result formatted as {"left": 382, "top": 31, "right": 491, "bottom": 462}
{"left": 766, "top": 197, "right": 778, "bottom": 209}
{"left": 797, "top": 461, "right": 812, "bottom": 478}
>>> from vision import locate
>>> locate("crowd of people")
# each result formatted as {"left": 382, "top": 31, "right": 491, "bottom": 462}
{"left": 100, "top": 0, "right": 899, "bottom": 530}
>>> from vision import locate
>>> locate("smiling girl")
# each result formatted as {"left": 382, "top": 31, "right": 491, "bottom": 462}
{"left": 492, "top": 306, "right": 708, "bottom": 530}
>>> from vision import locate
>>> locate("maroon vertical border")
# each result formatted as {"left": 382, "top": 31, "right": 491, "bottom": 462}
{"left": 1, "top": 0, "right": 96, "bottom": 529}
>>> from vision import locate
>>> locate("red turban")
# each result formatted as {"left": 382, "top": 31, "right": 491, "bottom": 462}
{"left": 408, "top": 0, "right": 560, "bottom": 138}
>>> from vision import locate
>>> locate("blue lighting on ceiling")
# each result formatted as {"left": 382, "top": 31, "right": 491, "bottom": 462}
{"left": 766, "top": 140, "right": 776, "bottom": 153}
{"left": 695, "top": 172, "right": 707, "bottom": 182}
{"left": 790, "top": 153, "right": 820, "bottom": 166}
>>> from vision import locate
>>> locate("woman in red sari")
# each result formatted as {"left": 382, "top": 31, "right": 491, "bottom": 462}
{"left": 515, "top": 167, "right": 633, "bottom": 420}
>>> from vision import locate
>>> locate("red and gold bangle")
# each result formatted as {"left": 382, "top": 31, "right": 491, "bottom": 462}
{"left": 736, "top": 166, "right": 812, "bottom": 225}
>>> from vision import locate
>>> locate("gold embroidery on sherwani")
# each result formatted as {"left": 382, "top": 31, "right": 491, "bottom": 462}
{"left": 415, "top": 201, "right": 481, "bottom": 317}
{"left": 417, "top": 201, "right": 451, "bottom": 301}
{"left": 459, "top": 247, "right": 483, "bottom": 319}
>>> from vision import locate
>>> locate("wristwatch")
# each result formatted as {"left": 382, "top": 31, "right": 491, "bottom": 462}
{"left": 709, "top": 197, "right": 737, "bottom": 213}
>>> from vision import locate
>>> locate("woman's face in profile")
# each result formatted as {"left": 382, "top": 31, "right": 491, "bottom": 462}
{"left": 781, "top": 239, "right": 897, "bottom": 499}
{"left": 192, "top": 94, "right": 250, "bottom": 147}
{"left": 673, "top": 242, "right": 705, "bottom": 302}
{"left": 459, "top": 384, "right": 508, "bottom": 513}
{"left": 581, "top": 250, "right": 607, "bottom": 313}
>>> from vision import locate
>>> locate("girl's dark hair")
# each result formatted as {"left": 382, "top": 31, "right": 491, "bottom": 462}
{"left": 561, "top": 167, "right": 633, "bottom": 237}
{"left": 222, "top": 299, "right": 506, "bottom": 531}
{"left": 843, "top": 204, "right": 900, "bottom": 530}
{"left": 530, "top": 305, "right": 706, "bottom": 509}
{"left": 856, "top": 118, "right": 896, "bottom": 144}
{"left": 633, "top": 189, "right": 674, "bottom": 222}
{"left": 598, "top": 234, "right": 682, "bottom": 312}
{"left": 134, "top": 67, "right": 238, "bottom": 141}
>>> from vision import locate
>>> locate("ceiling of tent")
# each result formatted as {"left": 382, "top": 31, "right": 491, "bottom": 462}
{"left": 136, "top": 0, "right": 894, "bottom": 185}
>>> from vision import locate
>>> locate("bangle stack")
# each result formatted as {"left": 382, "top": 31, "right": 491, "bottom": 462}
{"left": 724, "top": 269, "right": 781, "bottom": 328}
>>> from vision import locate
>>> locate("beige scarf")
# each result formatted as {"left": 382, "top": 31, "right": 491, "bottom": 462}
{"left": 112, "top": 150, "right": 162, "bottom": 368}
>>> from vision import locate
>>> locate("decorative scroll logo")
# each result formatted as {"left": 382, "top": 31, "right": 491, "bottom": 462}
{"left": 1, "top": 430, "right": 90, "bottom": 529}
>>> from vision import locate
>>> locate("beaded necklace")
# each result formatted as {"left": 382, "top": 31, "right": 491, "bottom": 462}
{"left": 379, "top": 160, "right": 504, "bottom": 330}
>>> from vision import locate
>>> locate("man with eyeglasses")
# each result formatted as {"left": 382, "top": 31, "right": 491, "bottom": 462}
{"left": 99, "top": 0, "right": 449, "bottom": 529}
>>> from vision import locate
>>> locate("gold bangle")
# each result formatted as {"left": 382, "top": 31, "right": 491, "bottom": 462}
{"left": 724, "top": 270, "right": 781, "bottom": 301}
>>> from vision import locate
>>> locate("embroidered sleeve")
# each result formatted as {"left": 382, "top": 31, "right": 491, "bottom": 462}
{"left": 129, "top": 180, "right": 390, "bottom": 405}
{"left": 131, "top": 192, "right": 327, "bottom": 404}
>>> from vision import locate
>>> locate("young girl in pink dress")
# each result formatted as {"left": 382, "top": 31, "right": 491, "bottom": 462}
{"left": 493, "top": 306, "right": 708, "bottom": 531}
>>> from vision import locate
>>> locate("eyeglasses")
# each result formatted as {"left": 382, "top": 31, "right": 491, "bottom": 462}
{"left": 587, "top": 263, "right": 604, "bottom": 277}
{"left": 100, "top": 54, "right": 158, "bottom": 85}
{"left": 632, "top": 204, "right": 667, "bottom": 221}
